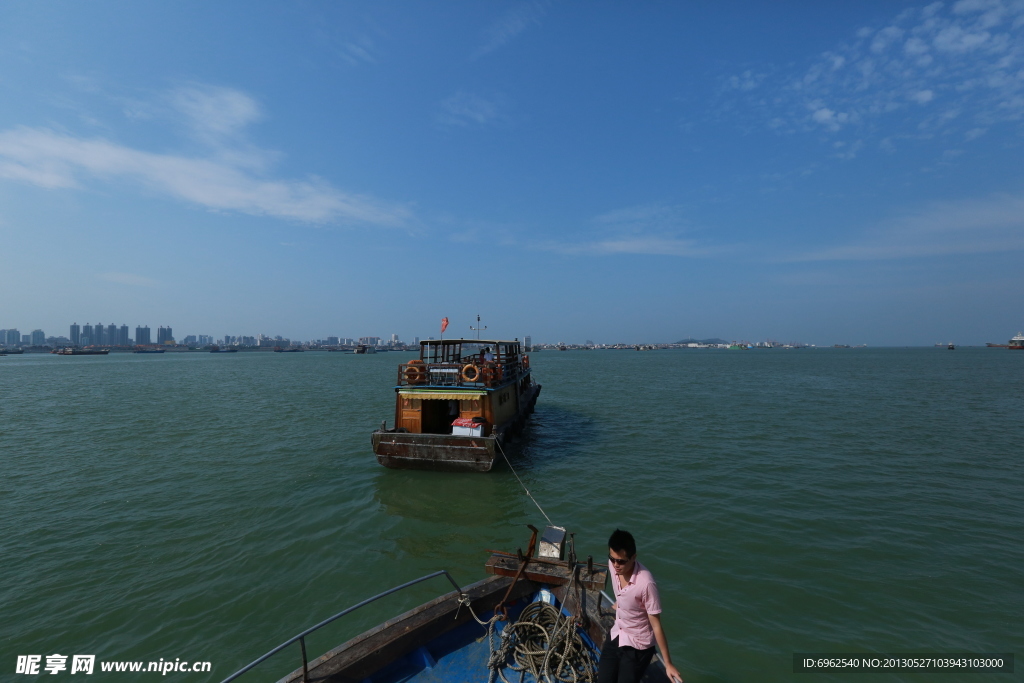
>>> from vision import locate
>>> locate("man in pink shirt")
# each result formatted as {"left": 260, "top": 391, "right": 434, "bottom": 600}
{"left": 598, "top": 529, "right": 683, "bottom": 683}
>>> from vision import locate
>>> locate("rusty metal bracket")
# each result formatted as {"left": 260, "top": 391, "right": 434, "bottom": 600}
{"left": 495, "top": 525, "right": 539, "bottom": 617}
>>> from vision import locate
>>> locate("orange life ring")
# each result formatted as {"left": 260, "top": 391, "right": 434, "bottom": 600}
{"left": 461, "top": 364, "right": 480, "bottom": 383}
{"left": 522, "top": 354, "right": 530, "bottom": 369}
{"left": 404, "top": 360, "right": 427, "bottom": 383}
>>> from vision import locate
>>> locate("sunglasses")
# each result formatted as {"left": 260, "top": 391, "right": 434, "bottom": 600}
{"left": 607, "top": 555, "right": 634, "bottom": 565}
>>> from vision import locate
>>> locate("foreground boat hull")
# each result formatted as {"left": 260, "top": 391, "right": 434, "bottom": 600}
{"left": 276, "top": 573, "right": 670, "bottom": 683}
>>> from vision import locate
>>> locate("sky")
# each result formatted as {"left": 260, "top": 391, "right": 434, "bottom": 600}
{"left": 1, "top": 1, "right": 1023, "bottom": 346}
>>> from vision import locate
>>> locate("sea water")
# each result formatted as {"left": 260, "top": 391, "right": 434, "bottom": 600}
{"left": 1, "top": 348, "right": 1021, "bottom": 682}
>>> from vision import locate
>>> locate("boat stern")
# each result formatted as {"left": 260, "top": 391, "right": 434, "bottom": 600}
{"left": 371, "top": 431, "right": 498, "bottom": 472}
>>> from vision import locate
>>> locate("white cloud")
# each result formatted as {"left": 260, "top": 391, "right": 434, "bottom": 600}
{"left": 98, "top": 272, "right": 159, "bottom": 288}
{"left": 721, "top": 0, "right": 1024, "bottom": 143}
{"left": 475, "top": 2, "right": 546, "bottom": 57}
{"left": 340, "top": 37, "right": 377, "bottom": 66}
{"left": 794, "top": 193, "right": 1024, "bottom": 260}
{"left": 437, "top": 92, "right": 502, "bottom": 127}
{"left": 910, "top": 89, "right": 935, "bottom": 103}
{"left": 540, "top": 204, "right": 718, "bottom": 257}
{"left": 0, "top": 126, "right": 410, "bottom": 225}
{"left": 170, "top": 84, "right": 261, "bottom": 141}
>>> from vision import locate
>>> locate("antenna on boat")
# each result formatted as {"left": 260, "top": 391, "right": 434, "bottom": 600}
{"left": 470, "top": 314, "right": 487, "bottom": 340}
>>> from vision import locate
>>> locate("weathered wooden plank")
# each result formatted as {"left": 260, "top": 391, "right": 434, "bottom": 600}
{"left": 484, "top": 554, "right": 607, "bottom": 592}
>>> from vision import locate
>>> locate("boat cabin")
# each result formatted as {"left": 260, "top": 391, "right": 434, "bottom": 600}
{"left": 393, "top": 339, "right": 532, "bottom": 436}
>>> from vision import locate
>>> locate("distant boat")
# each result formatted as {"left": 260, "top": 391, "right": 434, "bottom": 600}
{"left": 987, "top": 331, "right": 1024, "bottom": 349}
{"left": 0, "top": 348, "right": 25, "bottom": 355}
{"left": 133, "top": 347, "right": 165, "bottom": 354}
{"left": 372, "top": 338, "right": 540, "bottom": 472}
{"left": 55, "top": 348, "right": 109, "bottom": 355}
{"left": 353, "top": 345, "right": 375, "bottom": 354}
{"left": 209, "top": 345, "right": 237, "bottom": 353}
{"left": 274, "top": 346, "right": 304, "bottom": 353}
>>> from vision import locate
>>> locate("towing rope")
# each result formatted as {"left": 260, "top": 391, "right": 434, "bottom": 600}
{"left": 494, "top": 437, "right": 553, "bottom": 526}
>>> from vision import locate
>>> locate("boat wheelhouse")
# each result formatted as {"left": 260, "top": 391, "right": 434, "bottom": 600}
{"left": 372, "top": 339, "right": 541, "bottom": 472}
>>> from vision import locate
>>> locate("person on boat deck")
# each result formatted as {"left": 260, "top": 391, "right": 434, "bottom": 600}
{"left": 599, "top": 529, "right": 683, "bottom": 683}
{"left": 482, "top": 347, "right": 495, "bottom": 363}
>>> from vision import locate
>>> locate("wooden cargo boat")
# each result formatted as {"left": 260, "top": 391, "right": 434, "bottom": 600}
{"left": 372, "top": 339, "right": 541, "bottom": 472}
{"left": 221, "top": 525, "right": 671, "bottom": 683}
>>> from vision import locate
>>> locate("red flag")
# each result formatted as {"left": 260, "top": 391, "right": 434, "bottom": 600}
{"left": 441, "top": 317, "right": 449, "bottom": 333}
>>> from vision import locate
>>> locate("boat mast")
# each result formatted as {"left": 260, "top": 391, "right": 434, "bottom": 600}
{"left": 470, "top": 314, "right": 487, "bottom": 340}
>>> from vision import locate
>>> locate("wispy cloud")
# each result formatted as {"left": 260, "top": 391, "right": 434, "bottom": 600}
{"left": 793, "top": 192, "right": 1024, "bottom": 261}
{"left": 169, "top": 84, "right": 261, "bottom": 143}
{"left": 722, "top": 0, "right": 1024, "bottom": 144}
{"left": 475, "top": 2, "right": 546, "bottom": 57}
{"left": 540, "top": 204, "right": 719, "bottom": 257}
{"left": 98, "top": 272, "right": 159, "bottom": 288}
{"left": 0, "top": 86, "right": 411, "bottom": 226}
{"left": 437, "top": 92, "right": 504, "bottom": 127}
{"left": 338, "top": 37, "right": 377, "bottom": 66}
{"left": 549, "top": 236, "right": 709, "bottom": 257}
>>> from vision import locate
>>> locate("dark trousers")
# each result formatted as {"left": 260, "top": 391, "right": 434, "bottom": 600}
{"left": 597, "top": 635, "right": 656, "bottom": 683}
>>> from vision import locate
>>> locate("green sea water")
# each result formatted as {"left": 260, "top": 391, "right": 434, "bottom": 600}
{"left": 1, "top": 348, "right": 1021, "bottom": 682}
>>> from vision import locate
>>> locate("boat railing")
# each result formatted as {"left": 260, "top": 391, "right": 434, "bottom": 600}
{"left": 219, "top": 570, "right": 464, "bottom": 683}
{"left": 397, "top": 360, "right": 524, "bottom": 388}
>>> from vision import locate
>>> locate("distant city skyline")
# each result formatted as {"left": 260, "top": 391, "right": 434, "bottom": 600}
{"left": 4, "top": 316, "right": 1014, "bottom": 348}
{"left": 2, "top": 3, "right": 1023, "bottom": 346}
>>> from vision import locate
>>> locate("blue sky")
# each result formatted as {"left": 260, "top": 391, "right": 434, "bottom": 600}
{"left": 1, "top": 1, "right": 1022, "bottom": 345}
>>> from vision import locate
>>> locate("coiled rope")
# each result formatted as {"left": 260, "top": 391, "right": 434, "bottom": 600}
{"left": 460, "top": 580, "right": 598, "bottom": 683}
{"left": 487, "top": 601, "right": 598, "bottom": 683}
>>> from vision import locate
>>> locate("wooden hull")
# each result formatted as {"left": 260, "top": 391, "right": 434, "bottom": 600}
{"left": 275, "top": 558, "right": 670, "bottom": 683}
{"left": 372, "top": 431, "right": 499, "bottom": 472}
{"left": 372, "top": 384, "right": 541, "bottom": 473}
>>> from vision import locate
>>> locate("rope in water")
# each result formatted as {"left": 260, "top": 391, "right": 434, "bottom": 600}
{"left": 495, "top": 437, "right": 553, "bottom": 526}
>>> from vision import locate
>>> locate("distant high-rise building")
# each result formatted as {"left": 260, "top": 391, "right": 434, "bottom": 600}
{"left": 119, "top": 325, "right": 129, "bottom": 346}
{"left": 359, "top": 336, "right": 382, "bottom": 346}
{"left": 525, "top": 336, "right": 532, "bottom": 352}
{"left": 94, "top": 323, "right": 105, "bottom": 345}
{"left": 157, "top": 326, "right": 173, "bottom": 344}
{"left": 183, "top": 335, "right": 198, "bottom": 346}
{"left": 6, "top": 329, "right": 21, "bottom": 345}
{"left": 107, "top": 324, "right": 117, "bottom": 345}
{"left": 82, "top": 324, "right": 93, "bottom": 345}
{"left": 136, "top": 326, "right": 151, "bottom": 346}
{"left": 414, "top": 337, "right": 420, "bottom": 345}
{"left": 31, "top": 329, "right": 45, "bottom": 346}
{"left": 22, "top": 334, "right": 30, "bottom": 344}
{"left": 70, "top": 323, "right": 81, "bottom": 346}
